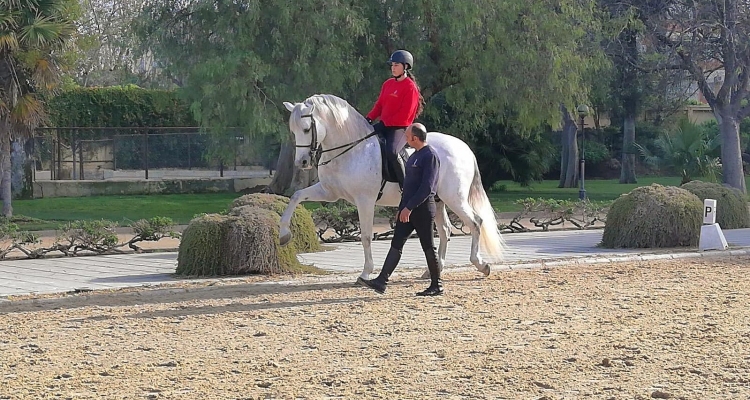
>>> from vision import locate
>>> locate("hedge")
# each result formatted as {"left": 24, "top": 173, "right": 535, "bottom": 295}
{"left": 45, "top": 85, "right": 195, "bottom": 132}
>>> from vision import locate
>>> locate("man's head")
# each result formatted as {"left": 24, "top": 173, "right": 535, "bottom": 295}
{"left": 405, "top": 123, "right": 427, "bottom": 148}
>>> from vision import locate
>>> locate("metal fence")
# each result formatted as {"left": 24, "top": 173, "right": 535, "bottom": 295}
{"left": 32, "top": 127, "right": 277, "bottom": 181}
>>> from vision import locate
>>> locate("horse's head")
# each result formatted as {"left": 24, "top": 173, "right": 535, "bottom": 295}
{"left": 283, "top": 100, "right": 330, "bottom": 170}
{"left": 284, "top": 94, "right": 373, "bottom": 169}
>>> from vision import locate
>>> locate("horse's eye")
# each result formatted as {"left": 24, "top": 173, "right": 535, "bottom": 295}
{"left": 303, "top": 128, "right": 311, "bottom": 134}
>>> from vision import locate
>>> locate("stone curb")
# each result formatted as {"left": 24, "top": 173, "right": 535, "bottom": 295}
{"left": 0, "top": 274, "right": 360, "bottom": 310}
{"left": 2, "top": 246, "right": 749, "bottom": 309}
{"left": 0, "top": 247, "right": 750, "bottom": 312}
{"left": 0, "top": 247, "right": 180, "bottom": 262}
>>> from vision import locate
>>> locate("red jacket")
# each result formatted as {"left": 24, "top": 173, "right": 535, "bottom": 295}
{"left": 366, "top": 77, "right": 419, "bottom": 127}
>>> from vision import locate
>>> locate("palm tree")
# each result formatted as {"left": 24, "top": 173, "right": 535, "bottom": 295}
{"left": 0, "top": 0, "right": 74, "bottom": 217}
{"left": 635, "top": 117, "right": 721, "bottom": 185}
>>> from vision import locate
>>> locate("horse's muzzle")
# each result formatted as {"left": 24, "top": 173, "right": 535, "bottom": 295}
{"left": 298, "top": 159, "right": 313, "bottom": 170}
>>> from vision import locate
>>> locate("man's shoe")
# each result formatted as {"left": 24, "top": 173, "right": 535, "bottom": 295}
{"left": 358, "top": 277, "right": 386, "bottom": 294}
{"left": 416, "top": 286, "right": 443, "bottom": 296}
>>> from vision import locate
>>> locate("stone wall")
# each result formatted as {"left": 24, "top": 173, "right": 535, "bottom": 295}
{"left": 31, "top": 177, "right": 272, "bottom": 198}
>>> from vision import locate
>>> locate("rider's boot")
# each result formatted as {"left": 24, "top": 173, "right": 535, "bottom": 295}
{"left": 387, "top": 151, "right": 405, "bottom": 191}
{"left": 358, "top": 247, "right": 401, "bottom": 294}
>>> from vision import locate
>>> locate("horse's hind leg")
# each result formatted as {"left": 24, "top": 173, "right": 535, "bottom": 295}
{"left": 421, "top": 201, "right": 451, "bottom": 279}
{"left": 447, "top": 201, "right": 489, "bottom": 276}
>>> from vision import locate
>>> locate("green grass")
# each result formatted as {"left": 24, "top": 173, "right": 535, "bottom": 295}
{"left": 488, "top": 176, "right": 680, "bottom": 212}
{"left": 7, "top": 176, "right": 750, "bottom": 231}
{"left": 13, "top": 193, "right": 244, "bottom": 230}
{"left": 487, "top": 176, "right": 750, "bottom": 212}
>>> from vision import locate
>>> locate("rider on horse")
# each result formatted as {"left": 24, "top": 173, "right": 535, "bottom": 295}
{"left": 365, "top": 50, "right": 425, "bottom": 190}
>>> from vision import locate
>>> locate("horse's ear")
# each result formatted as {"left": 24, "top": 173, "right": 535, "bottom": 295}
{"left": 283, "top": 102, "right": 295, "bottom": 112}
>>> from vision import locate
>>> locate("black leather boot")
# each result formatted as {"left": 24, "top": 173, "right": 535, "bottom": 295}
{"left": 387, "top": 152, "right": 405, "bottom": 190}
{"left": 358, "top": 247, "right": 401, "bottom": 294}
{"left": 416, "top": 250, "right": 443, "bottom": 296}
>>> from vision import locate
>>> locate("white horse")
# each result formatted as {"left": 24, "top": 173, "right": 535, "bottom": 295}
{"left": 279, "top": 94, "right": 506, "bottom": 280}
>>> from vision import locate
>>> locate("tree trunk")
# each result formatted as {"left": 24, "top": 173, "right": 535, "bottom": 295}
{"left": 618, "top": 26, "right": 639, "bottom": 184}
{"left": 717, "top": 111, "right": 747, "bottom": 194}
{"left": 619, "top": 114, "right": 637, "bottom": 183}
{"left": 0, "top": 133, "right": 12, "bottom": 217}
{"left": 558, "top": 105, "right": 579, "bottom": 188}
{"left": 267, "top": 137, "right": 296, "bottom": 195}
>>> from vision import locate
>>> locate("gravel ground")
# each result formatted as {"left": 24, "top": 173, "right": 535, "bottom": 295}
{"left": 1, "top": 256, "right": 749, "bottom": 399}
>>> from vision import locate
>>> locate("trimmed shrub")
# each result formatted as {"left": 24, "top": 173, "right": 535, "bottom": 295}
{"left": 224, "top": 206, "right": 301, "bottom": 274}
{"left": 177, "top": 194, "right": 322, "bottom": 276}
{"left": 230, "top": 193, "right": 289, "bottom": 214}
{"left": 176, "top": 214, "right": 232, "bottom": 276}
{"left": 177, "top": 208, "right": 317, "bottom": 276}
{"left": 681, "top": 180, "right": 750, "bottom": 229}
{"left": 229, "top": 193, "right": 320, "bottom": 253}
{"left": 601, "top": 184, "right": 703, "bottom": 248}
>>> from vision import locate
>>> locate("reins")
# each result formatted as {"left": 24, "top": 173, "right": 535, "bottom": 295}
{"left": 296, "top": 110, "right": 378, "bottom": 167}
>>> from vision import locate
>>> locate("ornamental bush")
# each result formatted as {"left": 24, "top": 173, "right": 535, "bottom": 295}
{"left": 229, "top": 193, "right": 320, "bottom": 253}
{"left": 176, "top": 194, "right": 321, "bottom": 276}
{"left": 601, "top": 184, "right": 702, "bottom": 248}
{"left": 681, "top": 180, "right": 750, "bottom": 229}
{"left": 176, "top": 214, "right": 232, "bottom": 276}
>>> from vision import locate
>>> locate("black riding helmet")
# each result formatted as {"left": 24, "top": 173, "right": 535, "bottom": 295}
{"left": 388, "top": 50, "right": 413, "bottom": 70}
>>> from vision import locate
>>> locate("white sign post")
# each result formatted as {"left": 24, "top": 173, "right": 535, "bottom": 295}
{"left": 699, "top": 198, "right": 728, "bottom": 251}
{"left": 703, "top": 199, "right": 717, "bottom": 224}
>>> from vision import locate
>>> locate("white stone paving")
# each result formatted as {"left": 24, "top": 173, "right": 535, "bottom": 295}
{"left": 0, "top": 229, "right": 748, "bottom": 297}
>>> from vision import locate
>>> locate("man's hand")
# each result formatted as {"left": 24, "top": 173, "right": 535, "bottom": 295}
{"left": 398, "top": 208, "right": 411, "bottom": 223}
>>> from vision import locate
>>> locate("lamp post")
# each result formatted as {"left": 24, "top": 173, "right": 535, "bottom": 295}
{"left": 577, "top": 104, "right": 589, "bottom": 200}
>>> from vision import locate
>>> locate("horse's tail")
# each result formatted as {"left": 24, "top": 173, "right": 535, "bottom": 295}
{"left": 468, "top": 159, "right": 506, "bottom": 262}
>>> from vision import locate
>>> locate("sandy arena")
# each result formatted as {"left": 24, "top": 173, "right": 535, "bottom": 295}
{"left": 1, "top": 256, "right": 749, "bottom": 399}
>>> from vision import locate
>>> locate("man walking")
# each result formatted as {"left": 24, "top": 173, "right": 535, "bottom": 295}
{"left": 358, "top": 122, "right": 443, "bottom": 296}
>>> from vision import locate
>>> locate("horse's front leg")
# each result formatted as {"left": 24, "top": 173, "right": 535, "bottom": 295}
{"left": 280, "top": 183, "right": 337, "bottom": 246}
{"left": 421, "top": 201, "right": 451, "bottom": 279}
{"left": 355, "top": 198, "right": 377, "bottom": 279}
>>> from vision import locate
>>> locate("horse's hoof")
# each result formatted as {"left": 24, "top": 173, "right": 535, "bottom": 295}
{"left": 279, "top": 232, "right": 292, "bottom": 247}
{"left": 480, "top": 263, "right": 491, "bottom": 277}
{"left": 420, "top": 269, "right": 431, "bottom": 279}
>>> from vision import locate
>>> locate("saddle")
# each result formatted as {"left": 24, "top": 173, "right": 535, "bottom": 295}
{"left": 377, "top": 136, "right": 408, "bottom": 183}
{"left": 376, "top": 135, "right": 410, "bottom": 200}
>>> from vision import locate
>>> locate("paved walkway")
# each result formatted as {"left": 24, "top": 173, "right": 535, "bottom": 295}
{"left": 0, "top": 228, "right": 749, "bottom": 298}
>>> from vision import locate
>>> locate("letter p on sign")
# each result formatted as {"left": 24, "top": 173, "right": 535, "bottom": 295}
{"left": 703, "top": 199, "right": 717, "bottom": 225}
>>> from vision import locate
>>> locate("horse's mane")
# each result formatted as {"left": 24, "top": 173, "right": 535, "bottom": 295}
{"left": 290, "top": 94, "right": 374, "bottom": 144}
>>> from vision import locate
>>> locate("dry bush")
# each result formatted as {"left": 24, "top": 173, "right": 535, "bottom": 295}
{"left": 224, "top": 206, "right": 303, "bottom": 274}
{"left": 177, "top": 194, "right": 322, "bottom": 277}
{"left": 230, "top": 193, "right": 320, "bottom": 253}
{"left": 601, "top": 184, "right": 702, "bottom": 248}
{"left": 176, "top": 214, "right": 232, "bottom": 276}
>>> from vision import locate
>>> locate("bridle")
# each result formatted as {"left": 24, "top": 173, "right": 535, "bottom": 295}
{"left": 295, "top": 105, "right": 379, "bottom": 167}
{"left": 295, "top": 109, "right": 323, "bottom": 167}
